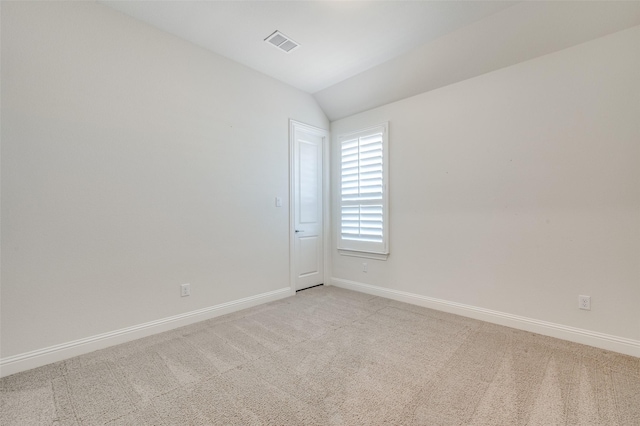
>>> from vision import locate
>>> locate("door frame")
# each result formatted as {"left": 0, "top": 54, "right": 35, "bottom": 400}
{"left": 289, "top": 119, "right": 331, "bottom": 295}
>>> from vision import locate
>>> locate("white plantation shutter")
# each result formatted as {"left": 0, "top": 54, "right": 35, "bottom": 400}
{"left": 338, "top": 123, "right": 389, "bottom": 256}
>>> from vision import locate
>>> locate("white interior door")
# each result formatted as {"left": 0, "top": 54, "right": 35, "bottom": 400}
{"left": 291, "top": 121, "right": 326, "bottom": 291}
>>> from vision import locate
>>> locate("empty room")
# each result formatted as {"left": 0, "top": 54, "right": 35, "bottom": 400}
{"left": 1, "top": 1, "right": 639, "bottom": 424}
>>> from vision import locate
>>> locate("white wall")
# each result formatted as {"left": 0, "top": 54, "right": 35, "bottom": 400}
{"left": 0, "top": 1, "right": 328, "bottom": 360}
{"left": 315, "top": 1, "right": 640, "bottom": 121}
{"left": 331, "top": 26, "right": 640, "bottom": 345}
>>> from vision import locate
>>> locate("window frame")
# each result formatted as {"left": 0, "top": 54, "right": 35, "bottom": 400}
{"left": 336, "top": 122, "right": 389, "bottom": 260}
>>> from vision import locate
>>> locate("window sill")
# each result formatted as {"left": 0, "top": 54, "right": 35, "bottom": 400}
{"left": 337, "top": 249, "right": 389, "bottom": 261}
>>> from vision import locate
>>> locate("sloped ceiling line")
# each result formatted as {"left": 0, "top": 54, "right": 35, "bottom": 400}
{"left": 100, "top": 1, "right": 640, "bottom": 121}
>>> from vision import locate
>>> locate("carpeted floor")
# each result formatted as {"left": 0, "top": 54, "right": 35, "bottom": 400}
{"left": 1, "top": 286, "right": 639, "bottom": 425}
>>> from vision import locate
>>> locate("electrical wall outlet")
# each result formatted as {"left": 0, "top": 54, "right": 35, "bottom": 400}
{"left": 579, "top": 295, "right": 590, "bottom": 310}
{"left": 362, "top": 263, "right": 368, "bottom": 273}
{"left": 181, "top": 283, "right": 191, "bottom": 297}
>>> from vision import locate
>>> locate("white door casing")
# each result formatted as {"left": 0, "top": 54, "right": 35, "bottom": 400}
{"left": 290, "top": 120, "right": 329, "bottom": 291}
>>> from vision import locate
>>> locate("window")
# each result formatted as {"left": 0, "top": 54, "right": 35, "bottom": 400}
{"left": 338, "top": 123, "right": 389, "bottom": 259}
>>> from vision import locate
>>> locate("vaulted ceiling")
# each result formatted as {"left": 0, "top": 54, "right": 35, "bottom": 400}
{"left": 101, "top": 1, "right": 640, "bottom": 121}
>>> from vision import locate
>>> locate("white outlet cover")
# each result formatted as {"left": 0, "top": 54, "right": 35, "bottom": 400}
{"left": 579, "top": 295, "right": 590, "bottom": 310}
{"left": 181, "top": 283, "right": 191, "bottom": 297}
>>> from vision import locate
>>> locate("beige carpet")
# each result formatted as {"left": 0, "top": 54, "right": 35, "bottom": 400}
{"left": 1, "top": 286, "right": 639, "bottom": 425}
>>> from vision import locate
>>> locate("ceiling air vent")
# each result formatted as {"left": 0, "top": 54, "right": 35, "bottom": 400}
{"left": 264, "top": 30, "right": 299, "bottom": 53}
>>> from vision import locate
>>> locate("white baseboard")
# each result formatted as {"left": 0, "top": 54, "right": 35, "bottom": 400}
{"left": 331, "top": 278, "right": 640, "bottom": 358}
{"left": 0, "top": 287, "right": 292, "bottom": 378}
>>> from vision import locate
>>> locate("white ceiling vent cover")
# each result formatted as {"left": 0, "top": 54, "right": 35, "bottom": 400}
{"left": 264, "top": 30, "right": 299, "bottom": 53}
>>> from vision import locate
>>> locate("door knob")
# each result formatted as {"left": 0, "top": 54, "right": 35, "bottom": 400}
{"left": 295, "top": 230, "right": 304, "bottom": 233}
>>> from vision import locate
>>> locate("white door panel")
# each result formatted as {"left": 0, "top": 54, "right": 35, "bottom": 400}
{"left": 291, "top": 121, "right": 326, "bottom": 291}
{"left": 298, "top": 236, "right": 319, "bottom": 276}
{"left": 299, "top": 141, "right": 319, "bottom": 224}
